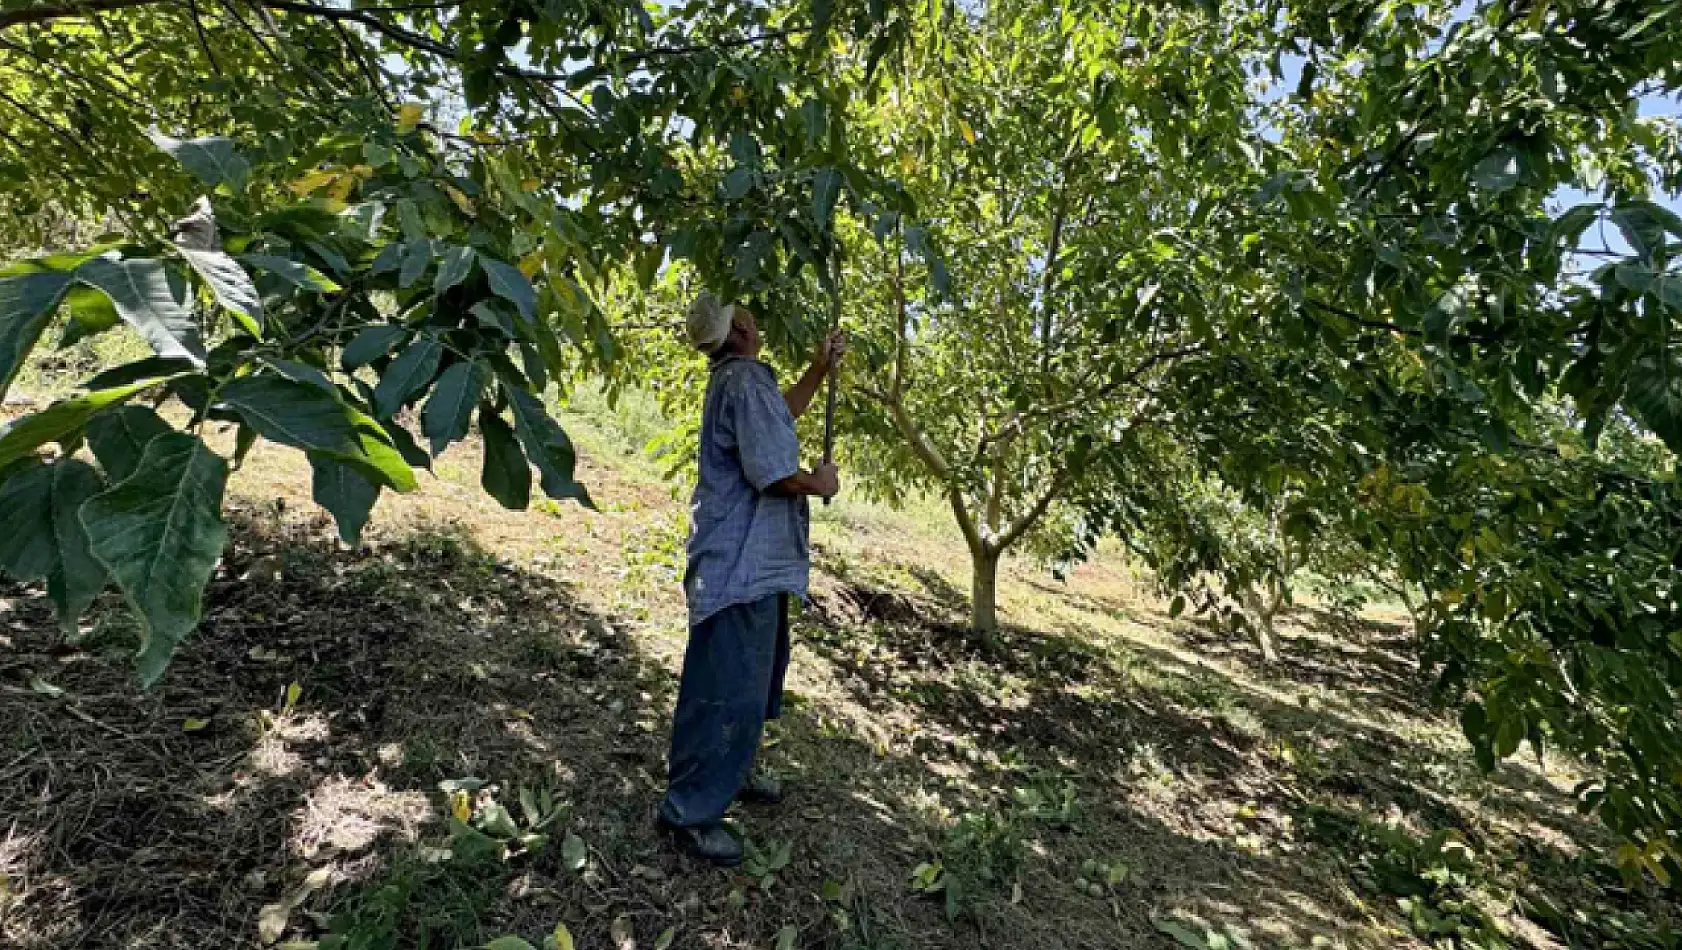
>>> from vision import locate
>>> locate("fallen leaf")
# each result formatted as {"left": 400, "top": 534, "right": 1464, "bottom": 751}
{"left": 774, "top": 924, "right": 798, "bottom": 950}
{"left": 610, "top": 914, "right": 634, "bottom": 950}
{"left": 549, "top": 922, "right": 575, "bottom": 950}
{"left": 562, "top": 832, "right": 587, "bottom": 872}
{"left": 256, "top": 902, "right": 291, "bottom": 944}
{"left": 1153, "top": 917, "right": 1210, "bottom": 949}
{"left": 653, "top": 926, "right": 675, "bottom": 950}
{"left": 183, "top": 717, "right": 211, "bottom": 733}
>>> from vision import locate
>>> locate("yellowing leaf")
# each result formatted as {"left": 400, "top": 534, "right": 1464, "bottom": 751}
{"left": 349, "top": 164, "right": 375, "bottom": 179}
{"left": 959, "top": 119, "right": 976, "bottom": 145}
{"left": 551, "top": 922, "right": 575, "bottom": 950}
{"left": 444, "top": 184, "right": 476, "bottom": 216}
{"left": 397, "top": 102, "right": 425, "bottom": 132}
{"left": 288, "top": 168, "right": 338, "bottom": 197}
{"left": 285, "top": 681, "right": 302, "bottom": 708}
{"left": 327, "top": 173, "right": 357, "bottom": 202}
{"left": 520, "top": 178, "right": 540, "bottom": 192}
{"left": 472, "top": 130, "right": 501, "bottom": 144}
{"left": 518, "top": 251, "right": 544, "bottom": 278}
{"left": 451, "top": 789, "right": 472, "bottom": 822}
{"left": 730, "top": 87, "right": 748, "bottom": 105}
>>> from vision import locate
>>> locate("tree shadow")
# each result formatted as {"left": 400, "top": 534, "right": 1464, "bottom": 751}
{"left": 0, "top": 512, "right": 1664, "bottom": 950}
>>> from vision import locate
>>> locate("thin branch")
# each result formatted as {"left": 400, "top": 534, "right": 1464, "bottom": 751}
{"left": 329, "top": 14, "right": 393, "bottom": 113}
{"left": 184, "top": 0, "right": 222, "bottom": 75}
{"left": 996, "top": 467, "right": 1069, "bottom": 551}
{"left": 0, "top": 0, "right": 163, "bottom": 30}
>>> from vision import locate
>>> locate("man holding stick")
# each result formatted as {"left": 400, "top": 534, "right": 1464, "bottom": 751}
{"left": 656, "top": 293, "right": 846, "bottom": 866}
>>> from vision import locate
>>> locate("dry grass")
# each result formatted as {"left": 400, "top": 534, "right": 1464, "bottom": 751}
{"left": 0, "top": 401, "right": 1675, "bottom": 950}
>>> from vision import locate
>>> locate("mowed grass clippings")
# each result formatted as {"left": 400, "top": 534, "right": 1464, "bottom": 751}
{"left": 0, "top": 402, "right": 1675, "bottom": 950}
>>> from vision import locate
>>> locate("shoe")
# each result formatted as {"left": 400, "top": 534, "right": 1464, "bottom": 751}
{"left": 657, "top": 815, "right": 743, "bottom": 867}
{"left": 736, "top": 772, "right": 784, "bottom": 806}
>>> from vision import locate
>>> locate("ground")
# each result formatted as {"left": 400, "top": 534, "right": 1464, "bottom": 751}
{"left": 0, "top": 387, "right": 1675, "bottom": 950}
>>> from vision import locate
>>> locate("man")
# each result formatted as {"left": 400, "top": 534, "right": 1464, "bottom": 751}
{"left": 656, "top": 292, "right": 845, "bottom": 866}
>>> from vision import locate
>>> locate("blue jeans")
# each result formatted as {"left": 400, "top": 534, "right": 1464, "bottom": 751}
{"left": 659, "top": 594, "right": 790, "bottom": 828}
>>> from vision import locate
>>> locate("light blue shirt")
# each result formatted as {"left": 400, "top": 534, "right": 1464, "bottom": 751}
{"left": 684, "top": 356, "right": 810, "bottom": 626}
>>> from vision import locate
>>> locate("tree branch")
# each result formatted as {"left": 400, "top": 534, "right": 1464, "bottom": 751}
{"left": 996, "top": 466, "right": 1068, "bottom": 551}
{"left": 0, "top": 0, "right": 163, "bottom": 30}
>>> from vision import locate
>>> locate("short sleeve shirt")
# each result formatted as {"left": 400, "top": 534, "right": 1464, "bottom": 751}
{"left": 683, "top": 356, "right": 811, "bottom": 626}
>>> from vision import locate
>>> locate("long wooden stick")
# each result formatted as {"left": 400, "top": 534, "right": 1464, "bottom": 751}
{"left": 821, "top": 253, "right": 842, "bottom": 502}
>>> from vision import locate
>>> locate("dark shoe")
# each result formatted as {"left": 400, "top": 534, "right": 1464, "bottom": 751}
{"left": 658, "top": 816, "right": 743, "bottom": 867}
{"left": 736, "top": 772, "right": 784, "bottom": 806}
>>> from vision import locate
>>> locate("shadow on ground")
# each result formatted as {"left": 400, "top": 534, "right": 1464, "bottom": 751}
{"left": 1, "top": 519, "right": 1673, "bottom": 950}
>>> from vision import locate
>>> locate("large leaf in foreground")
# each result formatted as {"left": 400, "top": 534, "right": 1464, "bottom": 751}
{"left": 373, "top": 337, "right": 443, "bottom": 418}
{"left": 423, "top": 361, "right": 484, "bottom": 455}
{"left": 179, "top": 248, "right": 263, "bottom": 335}
{"left": 75, "top": 257, "right": 207, "bottom": 364}
{"left": 0, "top": 270, "right": 74, "bottom": 398}
{"left": 82, "top": 432, "right": 229, "bottom": 686}
{"left": 147, "top": 130, "right": 250, "bottom": 191}
{"left": 218, "top": 375, "right": 417, "bottom": 491}
{"left": 310, "top": 454, "right": 380, "bottom": 544}
{"left": 0, "top": 457, "right": 107, "bottom": 630}
{"left": 0, "top": 377, "right": 174, "bottom": 469}
{"left": 86, "top": 404, "right": 174, "bottom": 482}
{"left": 479, "top": 405, "right": 530, "bottom": 510}
{"left": 505, "top": 385, "right": 591, "bottom": 506}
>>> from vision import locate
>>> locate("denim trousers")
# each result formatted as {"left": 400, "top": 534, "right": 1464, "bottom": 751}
{"left": 659, "top": 594, "right": 790, "bottom": 828}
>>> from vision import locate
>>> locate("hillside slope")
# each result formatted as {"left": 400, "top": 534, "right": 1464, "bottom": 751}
{"left": 0, "top": 402, "right": 1671, "bottom": 950}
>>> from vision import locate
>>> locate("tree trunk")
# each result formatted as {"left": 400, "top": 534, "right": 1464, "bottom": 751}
{"left": 1241, "top": 586, "right": 1282, "bottom": 664}
{"left": 970, "top": 546, "right": 1001, "bottom": 635}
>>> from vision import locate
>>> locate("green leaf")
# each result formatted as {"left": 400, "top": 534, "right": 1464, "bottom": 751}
{"left": 773, "top": 925, "right": 797, "bottom": 950}
{"left": 0, "top": 270, "right": 74, "bottom": 398}
{"left": 82, "top": 432, "right": 229, "bottom": 686}
{"left": 1625, "top": 353, "right": 1682, "bottom": 454}
{"left": 374, "top": 337, "right": 444, "bottom": 418}
{"left": 342, "top": 325, "right": 407, "bottom": 370}
{"left": 506, "top": 385, "right": 590, "bottom": 507}
{"left": 800, "top": 98, "right": 827, "bottom": 149}
{"left": 724, "top": 167, "right": 755, "bottom": 201}
{"left": 813, "top": 168, "right": 842, "bottom": 231}
{"left": 60, "top": 282, "right": 121, "bottom": 348}
{"left": 0, "top": 458, "right": 107, "bottom": 630}
{"left": 424, "top": 361, "right": 484, "bottom": 456}
{"left": 561, "top": 832, "right": 587, "bottom": 872}
{"left": 310, "top": 454, "right": 380, "bottom": 545}
{"left": 1168, "top": 594, "right": 1186, "bottom": 619}
{"left": 218, "top": 375, "right": 417, "bottom": 491}
{"left": 0, "top": 377, "right": 170, "bottom": 470}
{"left": 1153, "top": 918, "right": 1210, "bottom": 949}
{"left": 86, "top": 356, "right": 200, "bottom": 391}
{"left": 435, "top": 245, "right": 476, "bottom": 295}
{"left": 46, "top": 459, "right": 107, "bottom": 630}
{"left": 399, "top": 238, "right": 431, "bottom": 289}
{"left": 1611, "top": 204, "right": 1667, "bottom": 261}
{"left": 86, "top": 405, "right": 173, "bottom": 482}
{"left": 179, "top": 248, "right": 263, "bottom": 335}
{"left": 482, "top": 258, "right": 537, "bottom": 321}
{"left": 653, "top": 926, "right": 675, "bottom": 950}
{"left": 485, "top": 939, "right": 536, "bottom": 950}
{"left": 480, "top": 405, "right": 530, "bottom": 510}
{"left": 147, "top": 130, "right": 250, "bottom": 191}
{"left": 238, "top": 254, "right": 341, "bottom": 293}
{"left": 1471, "top": 148, "right": 1521, "bottom": 194}
{"left": 75, "top": 256, "right": 206, "bottom": 364}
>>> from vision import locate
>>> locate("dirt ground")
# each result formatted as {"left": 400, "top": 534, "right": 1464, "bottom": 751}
{"left": 0, "top": 404, "right": 1675, "bottom": 950}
